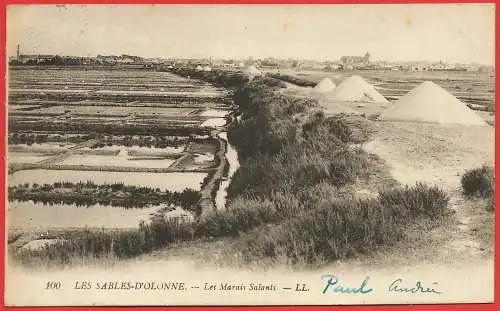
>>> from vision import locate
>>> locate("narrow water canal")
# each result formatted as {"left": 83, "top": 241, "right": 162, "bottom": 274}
{"left": 215, "top": 131, "right": 240, "bottom": 210}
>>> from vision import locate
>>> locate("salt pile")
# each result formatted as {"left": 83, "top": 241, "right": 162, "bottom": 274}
{"left": 244, "top": 65, "right": 261, "bottom": 76}
{"left": 329, "top": 75, "right": 388, "bottom": 103}
{"left": 312, "top": 78, "right": 336, "bottom": 93}
{"left": 117, "top": 149, "right": 128, "bottom": 157}
{"left": 379, "top": 81, "right": 487, "bottom": 126}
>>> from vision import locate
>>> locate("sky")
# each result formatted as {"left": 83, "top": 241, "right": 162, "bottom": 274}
{"left": 6, "top": 4, "right": 495, "bottom": 65}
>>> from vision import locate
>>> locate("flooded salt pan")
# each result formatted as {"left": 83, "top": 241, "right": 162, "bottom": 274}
{"left": 59, "top": 155, "right": 176, "bottom": 168}
{"left": 200, "top": 118, "right": 227, "bottom": 127}
{"left": 193, "top": 153, "right": 214, "bottom": 163}
{"left": 9, "top": 142, "right": 75, "bottom": 152}
{"left": 7, "top": 152, "right": 52, "bottom": 164}
{"left": 95, "top": 89, "right": 223, "bottom": 97}
{"left": 199, "top": 109, "right": 229, "bottom": 117}
{"left": 8, "top": 201, "right": 160, "bottom": 229}
{"left": 81, "top": 145, "right": 186, "bottom": 155}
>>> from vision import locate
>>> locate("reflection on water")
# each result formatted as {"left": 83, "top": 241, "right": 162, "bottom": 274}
{"left": 8, "top": 201, "right": 161, "bottom": 229}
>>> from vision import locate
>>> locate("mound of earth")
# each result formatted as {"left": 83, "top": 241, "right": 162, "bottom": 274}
{"left": 379, "top": 81, "right": 487, "bottom": 126}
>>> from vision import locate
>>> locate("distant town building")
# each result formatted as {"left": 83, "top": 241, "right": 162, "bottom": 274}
{"left": 340, "top": 52, "right": 371, "bottom": 69}
{"left": 95, "top": 54, "right": 144, "bottom": 65}
{"left": 17, "top": 54, "right": 56, "bottom": 64}
{"left": 410, "top": 64, "right": 429, "bottom": 72}
{"left": 294, "top": 60, "right": 332, "bottom": 71}
{"left": 478, "top": 65, "right": 495, "bottom": 74}
{"left": 323, "top": 62, "right": 342, "bottom": 71}
{"left": 259, "top": 58, "right": 280, "bottom": 70}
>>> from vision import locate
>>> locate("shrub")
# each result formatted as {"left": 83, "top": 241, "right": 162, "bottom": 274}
{"left": 266, "top": 73, "right": 317, "bottom": 87}
{"left": 241, "top": 198, "right": 402, "bottom": 264}
{"left": 296, "top": 182, "right": 353, "bottom": 210}
{"left": 378, "top": 182, "right": 450, "bottom": 218}
{"left": 257, "top": 76, "right": 287, "bottom": 89}
{"left": 240, "top": 183, "right": 451, "bottom": 264}
{"left": 15, "top": 229, "right": 145, "bottom": 266}
{"left": 139, "top": 216, "right": 195, "bottom": 249}
{"left": 226, "top": 154, "right": 274, "bottom": 199}
{"left": 14, "top": 216, "right": 195, "bottom": 266}
{"left": 296, "top": 159, "right": 332, "bottom": 188}
{"left": 270, "top": 190, "right": 303, "bottom": 218}
{"left": 195, "top": 198, "right": 279, "bottom": 238}
{"left": 327, "top": 148, "right": 370, "bottom": 187}
{"left": 461, "top": 165, "right": 494, "bottom": 198}
{"left": 327, "top": 116, "right": 352, "bottom": 143}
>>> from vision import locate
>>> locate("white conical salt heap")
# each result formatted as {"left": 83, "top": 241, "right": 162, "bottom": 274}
{"left": 312, "top": 78, "right": 336, "bottom": 93}
{"left": 329, "top": 75, "right": 388, "bottom": 103}
{"left": 117, "top": 149, "right": 128, "bottom": 157}
{"left": 244, "top": 65, "right": 261, "bottom": 75}
{"left": 379, "top": 81, "right": 487, "bottom": 126}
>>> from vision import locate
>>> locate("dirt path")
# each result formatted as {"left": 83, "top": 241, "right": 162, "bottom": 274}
{"left": 363, "top": 120, "right": 494, "bottom": 261}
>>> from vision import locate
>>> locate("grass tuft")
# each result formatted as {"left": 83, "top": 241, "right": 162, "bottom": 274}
{"left": 378, "top": 182, "right": 450, "bottom": 218}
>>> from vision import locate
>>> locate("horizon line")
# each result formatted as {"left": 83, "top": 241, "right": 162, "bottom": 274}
{"left": 8, "top": 52, "right": 494, "bottom": 66}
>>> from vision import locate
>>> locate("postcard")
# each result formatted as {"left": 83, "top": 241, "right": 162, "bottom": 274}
{"left": 3, "top": 3, "right": 495, "bottom": 306}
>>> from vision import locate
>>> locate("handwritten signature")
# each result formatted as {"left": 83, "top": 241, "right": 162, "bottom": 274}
{"left": 321, "top": 275, "right": 442, "bottom": 295}
{"left": 321, "top": 275, "right": 373, "bottom": 294}
{"left": 388, "top": 278, "right": 442, "bottom": 294}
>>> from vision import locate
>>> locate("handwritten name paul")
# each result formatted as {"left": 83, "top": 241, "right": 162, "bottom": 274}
{"left": 321, "top": 275, "right": 442, "bottom": 295}
{"left": 321, "top": 275, "right": 373, "bottom": 294}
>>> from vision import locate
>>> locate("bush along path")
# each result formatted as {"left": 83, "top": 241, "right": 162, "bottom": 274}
{"left": 461, "top": 165, "right": 494, "bottom": 211}
{"left": 12, "top": 72, "right": 453, "bottom": 267}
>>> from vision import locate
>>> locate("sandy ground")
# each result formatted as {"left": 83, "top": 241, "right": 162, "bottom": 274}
{"left": 364, "top": 122, "right": 494, "bottom": 187}
{"left": 363, "top": 121, "right": 494, "bottom": 260}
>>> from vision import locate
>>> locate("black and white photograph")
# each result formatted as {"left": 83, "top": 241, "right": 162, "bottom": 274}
{"left": 4, "top": 4, "right": 495, "bottom": 306}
